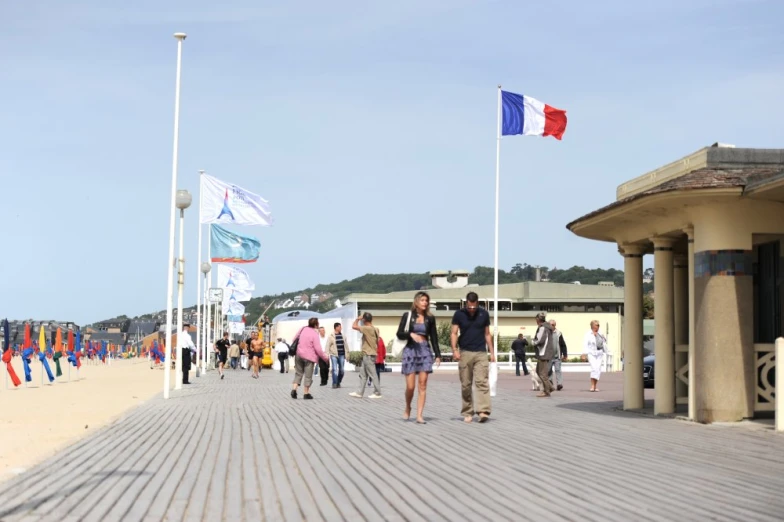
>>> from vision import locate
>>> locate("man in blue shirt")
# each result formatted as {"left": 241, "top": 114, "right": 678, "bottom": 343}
{"left": 451, "top": 292, "right": 495, "bottom": 423}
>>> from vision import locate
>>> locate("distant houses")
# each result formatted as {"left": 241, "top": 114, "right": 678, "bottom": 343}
{"left": 271, "top": 292, "right": 332, "bottom": 310}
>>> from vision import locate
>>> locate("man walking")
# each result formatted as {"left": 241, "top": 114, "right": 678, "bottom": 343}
{"left": 317, "top": 326, "right": 330, "bottom": 386}
{"left": 549, "top": 320, "right": 568, "bottom": 391}
{"left": 511, "top": 334, "right": 529, "bottom": 377}
{"left": 179, "top": 323, "right": 195, "bottom": 385}
{"left": 214, "top": 332, "right": 230, "bottom": 380}
{"left": 325, "top": 322, "right": 348, "bottom": 388}
{"left": 250, "top": 331, "right": 263, "bottom": 379}
{"left": 451, "top": 292, "right": 495, "bottom": 423}
{"left": 349, "top": 313, "right": 382, "bottom": 399}
{"left": 274, "top": 338, "right": 290, "bottom": 373}
{"left": 532, "top": 313, "right": 556, "bottom": 397}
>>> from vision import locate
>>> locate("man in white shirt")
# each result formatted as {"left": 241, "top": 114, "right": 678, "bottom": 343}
{"left": 274, "top": 338, "right": 290, "bottom": 373}
{"left": 317, "top": 326, "right": 330, "bottom": 386}
{"left": 179, "top": 323, "right": 196, "bottom": 384}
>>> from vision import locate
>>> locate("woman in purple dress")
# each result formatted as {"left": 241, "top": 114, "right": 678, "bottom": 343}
{"left": 396, "top": 291, "right": 441, "bottom": 424}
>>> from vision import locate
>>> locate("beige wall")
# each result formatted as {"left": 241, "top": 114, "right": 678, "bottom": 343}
{"left": 369, "top": 311, "right": 622, "bottom": 369}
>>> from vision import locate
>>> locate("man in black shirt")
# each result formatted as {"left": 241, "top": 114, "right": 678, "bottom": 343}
{"left": 451, "top": 292, "right": 495, "bottom": 423}
{"left": 511, "top": 334, "right": 529, "bottom": 376}
{"left": 214, "top": 332, "right": 230, "bottom": 380}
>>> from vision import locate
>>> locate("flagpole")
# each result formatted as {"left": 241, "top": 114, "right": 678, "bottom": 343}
{"left": 204, "top": 228, "right": 211, "bottom": 375}
{"left": 196, "top": 170, "right": 204, "bottom": 376}
{"left": 164, "top": 32, "right": 187, "bottom": 400}
{"left": 493, "top": 85, "right": 501, "bottom": 366}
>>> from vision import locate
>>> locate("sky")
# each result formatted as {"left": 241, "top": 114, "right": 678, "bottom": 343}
{"left": 1, "top": 0, "right": 782, "bottom": 325}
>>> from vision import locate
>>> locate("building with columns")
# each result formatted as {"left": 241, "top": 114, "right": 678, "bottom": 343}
{"left": 568, "top": 144, "right": 784, "bottom": 423}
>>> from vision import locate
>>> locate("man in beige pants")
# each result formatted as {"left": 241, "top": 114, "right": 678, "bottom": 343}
{"left": 451, "top": 292, "right": 496, "bottom": 423}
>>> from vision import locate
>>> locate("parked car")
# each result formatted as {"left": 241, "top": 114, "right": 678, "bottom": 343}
{"left": 643, "top": 355, "right": 655, "bottom": 388}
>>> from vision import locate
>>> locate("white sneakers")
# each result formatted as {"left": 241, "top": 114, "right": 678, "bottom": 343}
{"left": 349, "top": 392, "right": 383, "bottom": 399}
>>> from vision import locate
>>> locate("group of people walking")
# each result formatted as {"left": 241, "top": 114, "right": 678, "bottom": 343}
{"left": 285, "top": 291, "right": 499, "bottom": 425}
{"left": 247, "top": 289, "right": 610, "bottom": 422}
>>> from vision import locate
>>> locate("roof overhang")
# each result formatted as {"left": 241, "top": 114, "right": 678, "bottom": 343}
{"left": 567, "top": 188, "right": 741, "bottom": 244}
{"left": 745, "top": 173, "right": 784, "bottom": 202}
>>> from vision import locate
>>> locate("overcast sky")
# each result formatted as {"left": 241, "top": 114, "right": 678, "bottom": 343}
{"left": 1, "top": 0, "right": 782, "bottom": 324}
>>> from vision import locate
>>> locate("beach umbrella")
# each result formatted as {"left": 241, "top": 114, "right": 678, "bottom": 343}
{"left": 73, "top": 329, "right": 82, "bottom": 369}
{"left": 2, "top": 319, "right": 21, "bottom": 387}
{"left": 38, "top": 325, "right": 54, "bottom": 383}
{"left": 22, "top": 323, "right": 31, "bottom": 350}
{"left": 21, "top": 347, "right": 34, "bottom": 382}
{"left": 66, "top": 329, "right": 77, "bottom": 369}
{"left": 53, "top": 328, "right": 63, "bottom": 377}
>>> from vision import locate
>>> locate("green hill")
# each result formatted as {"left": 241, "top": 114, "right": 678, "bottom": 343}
{"left": 127, "top": 263, "right": 643, "bottom": 325}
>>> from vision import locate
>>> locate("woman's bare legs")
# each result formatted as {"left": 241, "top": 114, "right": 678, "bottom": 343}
{"left": 404, "top": 373, "right": 415, "bottom": 420}
{"left": 416, "top": 372, "right": 429, "bottom": 423}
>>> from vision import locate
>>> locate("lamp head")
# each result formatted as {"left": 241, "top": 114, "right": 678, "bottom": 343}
{"left": 175, "top": 189, "right": 192, "bottom": 210}
{"left": 201, "top": 262, "right": 211, "bottom": 274}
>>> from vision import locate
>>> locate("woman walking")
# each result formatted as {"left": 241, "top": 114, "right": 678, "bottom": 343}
{"left": 291, "top": 318, "right": 328, "bottom": 400}
{"left": 396, "top": 291, "right": 441, "bottom": 424}
{"left": 584, "top": 320, "right": 608, "bottom": 392}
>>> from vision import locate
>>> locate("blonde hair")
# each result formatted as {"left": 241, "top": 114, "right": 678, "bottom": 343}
{"left": 590, "top": 320, "right": 600, "bottom": 329}
{"left": 410, "top": 291, "right": 433, "bottom": 316}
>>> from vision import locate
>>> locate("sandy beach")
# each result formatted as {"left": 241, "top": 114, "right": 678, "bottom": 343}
{"left": 0, "top": 356, "right": 172, "bottom": 483}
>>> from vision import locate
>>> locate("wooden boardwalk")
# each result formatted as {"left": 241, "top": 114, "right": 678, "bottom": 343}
{"left": 1, "top": 368, "right": 784, "bottom": 521}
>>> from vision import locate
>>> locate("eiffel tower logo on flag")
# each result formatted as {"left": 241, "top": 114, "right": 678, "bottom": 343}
{"left": 217, "top": 189, "right": 235, "bottom": 221}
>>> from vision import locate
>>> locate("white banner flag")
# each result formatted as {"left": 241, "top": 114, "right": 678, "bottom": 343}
{"left": 226, "top": 301, "right": 245, "bottom": 315}
{"left": 217, "top": 264, "right": 256, "bottom": 291}
{"left": 223, "top": 288, "right": 252, "bottom": 308}
{"left": 200, "top": 174, "right": 273, "bottom": 226}
{"left": 228, "top": 321, "right": 245, "bottom": 334}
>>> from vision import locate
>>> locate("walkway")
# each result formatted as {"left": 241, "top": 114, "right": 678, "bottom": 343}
{"left": 1, "top": 369, "right": 783, "bottom": 521}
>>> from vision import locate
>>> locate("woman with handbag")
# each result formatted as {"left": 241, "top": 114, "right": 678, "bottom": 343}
{"left": 395, "top": 291, "right": 441, "bottom": 424}
{"left": 290, "top": 318, "right": 329, "bottom": 400}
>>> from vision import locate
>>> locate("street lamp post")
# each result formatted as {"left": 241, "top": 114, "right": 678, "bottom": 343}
{"left": 163, "top": 32, "right": 187, "bottom": 400}
{"left": 175, "top": 189, "right": 192, "bottom": 390}
{"left": 201, "top": 262, "right": 211, "bottom": 374}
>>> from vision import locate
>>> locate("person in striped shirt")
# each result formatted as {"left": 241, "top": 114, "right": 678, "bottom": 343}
{"left": 326, "top": 322, "right": 349, "bottom": 388}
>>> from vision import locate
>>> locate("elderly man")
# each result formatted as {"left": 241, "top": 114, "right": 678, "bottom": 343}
{"left": 548, "top": 320, "right": 568, "bottom": 391}
{"left": 532, "top": 313, "right": 556, "bottom": 397}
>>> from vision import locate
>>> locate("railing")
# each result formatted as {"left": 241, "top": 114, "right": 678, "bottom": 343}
{"left": 777, "top": 339, "right": 783, "bottom": 433}
{"left": 755, "top": 343, "right": 776, "bottom": 413}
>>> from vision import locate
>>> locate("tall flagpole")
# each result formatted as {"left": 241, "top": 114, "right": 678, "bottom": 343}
{"left": 493, "top": 85, "right": 502, "bottom": 363}
{"left": 204, "top": 228, "right": 211, "bottom": 374}
{"left": 195, "top": 170, "right": 204, "bottom": 376}
{"left": 163, "top": 32, "right": 187, "bottom": 400}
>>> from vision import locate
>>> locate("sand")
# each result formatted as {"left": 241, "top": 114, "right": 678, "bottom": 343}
{"left": 0, "top": 356, "right": 171, "bottom": 483}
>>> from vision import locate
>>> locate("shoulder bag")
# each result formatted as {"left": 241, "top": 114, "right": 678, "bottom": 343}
{"left": 390, "top": 311, "right": 411, "bottom": 357}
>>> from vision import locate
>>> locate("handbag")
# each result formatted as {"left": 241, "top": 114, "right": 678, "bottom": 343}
{"left": 489, "top": 362, "right": 498, "bottom": 397}
{"left": 288, "top": 337, "right": 299, "bottom": 357}
{"left": 390, "top": 312, "right": 411, "bottom": 357}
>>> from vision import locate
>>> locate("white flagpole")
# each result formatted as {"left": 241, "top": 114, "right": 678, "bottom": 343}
{"left": 493, "top": 85, "right": 502, "bottom": 365}
{"left": 196, "top": 170, "right": 204, "bottom": 376}
{"left": 163, "top": 32, "right": 187, "bottom": 400}
{"left": 203, "top": 228, "right": 211, "bottom": 374}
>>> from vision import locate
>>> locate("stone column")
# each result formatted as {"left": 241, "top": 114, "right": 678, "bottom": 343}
{"left": 693, "top": 219, "right": 754, "bottom": 422}
{"left": 673, "top": 254, "right": 689, "bottom": 401}
{"left": 685, "top": 227, "right": 696, "bottom": 420}
{"left": 621, "top": 245, "right": 645, "bottom": 410}
{"left": 653, "top": 237, "right": 676, "bottom": 415}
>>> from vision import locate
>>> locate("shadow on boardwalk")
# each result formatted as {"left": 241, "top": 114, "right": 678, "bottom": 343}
{"left": 1, "top": 370, "right": 783, "bottom": 521}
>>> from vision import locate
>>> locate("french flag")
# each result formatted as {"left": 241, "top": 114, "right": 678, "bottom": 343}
{"left": 501, "top": 91, "right": 567, "bottom": 140}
